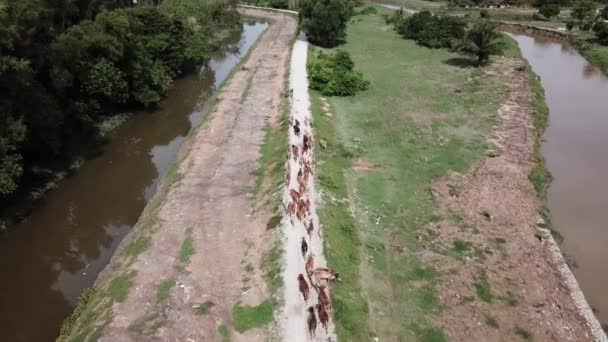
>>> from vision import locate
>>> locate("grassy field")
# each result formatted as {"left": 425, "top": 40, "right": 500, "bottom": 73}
{"left": 313, "top": 6, "right": 512, "bottom": 341}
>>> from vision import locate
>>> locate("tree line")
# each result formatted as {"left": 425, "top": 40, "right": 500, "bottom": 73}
{"left": 0, "top": 0, "right": 239, "bottom": 203}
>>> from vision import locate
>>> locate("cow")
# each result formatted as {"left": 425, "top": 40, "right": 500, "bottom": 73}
{"left": 298, "top": 274, "right": 309, "bottom": 302}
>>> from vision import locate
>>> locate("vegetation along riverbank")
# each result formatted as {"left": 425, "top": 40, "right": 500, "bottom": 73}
{"left": 375, "top": 0, "right": 608, "bottom": 75}
{"left": 0, "top": 0, "right": 241, "bottom": 230}
{"left": 310, "top": 5, "right": 596, "bottom": 340}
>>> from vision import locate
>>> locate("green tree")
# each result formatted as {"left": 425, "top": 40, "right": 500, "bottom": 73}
{"left": 571, "top": 0, "right": 596, "bottom": 22}
{"left": 300, "top": 0, "right": 352, "bottom": 47}
{"left": 594, "top": 21, "right": 608, "bottom": 45}
{"left": 396, "top": 11, "right": 465, "bottom": 49}
{"left": 457, "top": 21, "right": 504, "bottom": 65}
{"left": 539, "top": 4, "right": 560, "bottom": 18}
{"left": 601, "top": 4, "right": 608, "bottom": 20}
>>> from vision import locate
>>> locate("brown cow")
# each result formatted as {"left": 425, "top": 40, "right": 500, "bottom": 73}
{"left": 307, "top": 306, "right": 317, "bottom": 338}
{"left": 318, "top": 285, "right": 331, "bottom": 311}
{"left": 317, "top": 303, "right": 329, "bottom": 333}
{"left": 311, "top": 267, "right": 339, "bottom": 288}
{"left": 291, "top": 145, "right": 299, "bottom": 161}
{"left": 290, "top": 189, "right": 300, "bottom": 202}
{"left": 306, "top": 220, "right": 314, "bottom": 237}
{"left": 305, "top": 254, "right": 315, "bottom": 275}
{"left": 298, "top": 274, "right": 309, "bottom": 302}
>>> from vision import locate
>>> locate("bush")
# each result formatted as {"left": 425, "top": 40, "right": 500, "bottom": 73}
{"left": 539, "top": 4, "right": 560, "bottom": 19}
{"left": 359, "top": 5, "right": 378, "bottom": 15}
{"left": 566, "top": 19, "right": 576, "bottom": 30}
{"left": 480, "top": 9, "right": 489, "bottom": 18}
{"left": 395, "top": 11, "right": 466, "bottom": 49}
{"left": 308, "top": 50, "right": 369, "bottom": 96}
{"left": 594, "top": 21, "right": 608, "bottom": 45}
{"left": 456, "top": 21, "right": 504, "bottom": 65}
{"left": 300, "top": 0, "right": 353, "bottom": 47}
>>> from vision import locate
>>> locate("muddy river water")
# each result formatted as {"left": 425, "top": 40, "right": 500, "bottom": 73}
{"left": 509, "top": 33, "right": 608, "bottom": 328}
{"left": 0, "top": 21, "right": 267, "bottom": 341}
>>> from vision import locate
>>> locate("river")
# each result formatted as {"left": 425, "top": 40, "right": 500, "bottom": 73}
{"left": 0, "top": 21, "right": 267, "bottom": 342}
{"left": 509, "top": 33, "right": 608, "bottom": 329}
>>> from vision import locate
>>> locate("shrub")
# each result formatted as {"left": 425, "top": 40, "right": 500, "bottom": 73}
{"left": 594, "top": 21, "right": 608, "bottom": 45}
{"left": 300, "top": 0, "right": 353, "bottom": 47}
{"left": 480, "top": 9, "right": 489, "bottom": 18}
{"left": 456, "top": 21, "right": 504, "bottom": 65}
{"left": 571, "top": 0, "right": 596, "bottom": 22}
{"left": 539, "top": 4, "right": 560, "bottom": 19}
{"left": 359, "top": 5, "right": 378, "bottom": 15}
{"left": 396, "top": 11, "right": 466, "bottom": 49}
{"left": 308, "top": 50, "right": 369, "bottom": 96}
{"left": 602, "top": 5, "right": 608, "bottom": 20}
{"left": 566, "top": 19, "right": 576, "bottom": 30}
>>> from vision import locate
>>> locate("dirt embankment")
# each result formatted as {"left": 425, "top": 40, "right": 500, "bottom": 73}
{"left": 426, "top": 57, "right": 598, "bottom": 341}
{"left": 62, "top": 8, "right": 297, "bottom": 341}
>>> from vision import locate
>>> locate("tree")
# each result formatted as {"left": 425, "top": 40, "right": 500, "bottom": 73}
{"left": 539, "top": 4, "right": 560, "bottom": 18}
{"left": 396, "top": 11, "right": 465, "bottom": 49}
{"left": 457, "top": 21, "right": 504, "bottom": 65}
{"left": 601, "top": 4, "right": 608, "bottom": 20}
{"left": 571, "top": 0, "right": 596, "bottom": 22}
{"left": 300, "top": 0, "right": 352, "bottom": 47}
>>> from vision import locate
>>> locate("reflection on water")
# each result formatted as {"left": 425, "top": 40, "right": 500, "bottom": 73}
{"left": 0, "top": 21, "right": 267, "bottom": 342}
{"left": 509, "top": 33, "right": 608, "bottom": 326}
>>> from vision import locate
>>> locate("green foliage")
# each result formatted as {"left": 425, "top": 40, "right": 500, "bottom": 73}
{"left": 480, "top": 9, "right": 489, "bottom": 18}
{"left": 300, "top": 0, "right": 353, "bottom": 47}
{"left": 109, "top": 274, "right": 134, "bottom": 302}
{"left": 594, "top": 21, "right": 608, "bottom": 45}
{"left": 231, "top": 300, "right": 274, "bottom": 332}
{"left": 515, "top": 326, "right": 533, "bottom": 340}
{"left": 308, "top": 50, "right": 369, "bottom": 96}
{"left": 243, "top": 0, "right": 289, "bottom": 9}
{"left": 473, "top": 271, "right": 493, "bottom": 302}
{"left": 359, "top": 5, "right": 378, "bottom": 15}
{"left": 571, "top": 0, "right": 596, "bottom": 23}
{"left": 179, "top": 231, "right": 195, "bottom": 264}
{"left": 0, "top": 0, "right": 239, "bottom": 202}
{"left": 395, "top": 11, "right": 466, "bottom": 49}
{"left": 602, "top": 5, "right": 608, "bottom": 20}
{"left": 539, "top": 4, "right": 560, "bottom": 18}
{"left": 156, "top": 279, "right": 175, "bottom": 303}
{"left": 124, "top": 236, "right": 151, "bottom": 258}
{"left": 457, "top": 21, "right": 505, "bottom": 65}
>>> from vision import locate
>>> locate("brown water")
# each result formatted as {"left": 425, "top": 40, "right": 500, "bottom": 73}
{"left": 509, "top": 33, "right": 608, "bottom": 327}
{"left": 0, "top": 21, "right": 267, "bottom": 342}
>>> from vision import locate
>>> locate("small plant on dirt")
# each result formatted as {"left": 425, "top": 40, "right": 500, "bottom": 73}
{"left": 308, "top": 50, "right": 369, "bottom": 96}
{"left": 473, "top": 271, "right": 493, "bottom": 302}
{"left": 218, "top": 324, "right": 230, "bottom": 342}
{"left": 194, "top": 301, "right": 215, "bottom": 315}
{"left": 179, "top": 230, "right": 195, "bottom": 264}
{"left": 124, "top": 236, "right": 151, "bottom": 258}
{"left": 515, "top": 326, "right": 533, "bottom": 340}
{"left": 485, "top": 316, "right": 499, "bottom": 328}
{"left": 156, "top": 279, "right": 175, "bottom": 303}
{"left": 450, "top": 239, "right": 472, "bottom": 256}
{"left": 109, "top": 272, "right": 136, "bottom": 303}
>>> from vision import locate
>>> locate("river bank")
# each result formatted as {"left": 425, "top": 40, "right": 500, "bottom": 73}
{"left": 312, "top": 5, "right": 600, "bottom": 340}
{"left": 56, "top": 8, "right": 297, "bottom": 341}
{"left": 1, "top": 20, "right": 268, "bottom": 342}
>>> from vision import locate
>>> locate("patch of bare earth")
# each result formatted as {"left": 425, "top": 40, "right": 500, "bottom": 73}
{"left": 98, "top": 9, "right": 296, "bottom": 341}
{"left": 426, "top": 57, "right": 592, "bottom": 341}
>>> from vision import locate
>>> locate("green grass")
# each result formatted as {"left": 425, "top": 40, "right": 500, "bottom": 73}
{"left": 473, "top": 271, "right": 493, "bottom": 303}
{"left": 218, "top": 324, "right": 230, "bottom": 342}
{"left": 515, "top": 326, "right": 534, "bottom": 340}
{"left": 485, "top": 316, "right": 499, "bottom": 328}
{"left": 156, "top": 279, "right": 175, "bottom": 303}
{"left": 450, "top": 239, "right": 472, "bottom": 256}
{"left": 194, "top": 301, "right": 215, "bottom": 315}
{"left": 231, "top": 300, "right": 274, "bottom": 333}
{"left": 179, "top": 230, "right": 195, "bottom": 264}
{"left": 109, "top": 273, "right": 135, "bottom": 303}
{"left": 312, "top": 5, "right": 511, "bottom": 340}
{"left": 124, "top": 236, "right": 151, "bottom": 258}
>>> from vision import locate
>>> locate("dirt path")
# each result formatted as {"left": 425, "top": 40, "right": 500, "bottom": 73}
{"left": 428, "top": 57, "right": 599, "bottom": 341}
{"left": 86, "top": 9, "right": 297, "bottom": 341}
{"left": 278, "top": 38, "right": 336, "bottom": 342}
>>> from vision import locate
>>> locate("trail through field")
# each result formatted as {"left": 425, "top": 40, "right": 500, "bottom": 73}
{"left": 278, "top": 37, "right": 336, "bottom": 342}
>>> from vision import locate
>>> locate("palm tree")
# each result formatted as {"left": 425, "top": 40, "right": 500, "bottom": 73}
{"left": 457, "top": 21, "right": 504, "bottom": 66}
